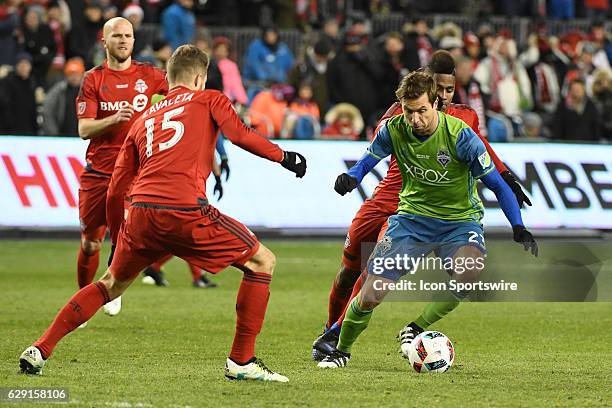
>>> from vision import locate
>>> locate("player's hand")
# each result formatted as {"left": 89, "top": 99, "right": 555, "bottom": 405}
{"left": 111, "top": 104, "right": 135, "bottom": 124}
{"left": 334, "top": 173, "right": 358, "bottom": 196}
{"left": 108, "top": 244, "right": 116, "bottom": 266}
{"left": 220, "top": 157, "right": 230, "bottom": 181}
{"left": 281, "top": 151, "right": 307, "bottom": 178}
{"left": 214, "top": 174, "right": 223, "bottom": 200}
{"left": 501, "top": 171, "right": 532, "bottom": 208}
{"left": 513, "top": 225, "right": 538, "bottom": 257}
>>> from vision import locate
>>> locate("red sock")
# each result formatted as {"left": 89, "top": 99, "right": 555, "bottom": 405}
{"left": 150, "top": 254, "right": 173, "bottom": 272}
{"left": 34, "top": 282, "right": 110, "bottom": 359}
{"left": 326, "top": 281, "right": 353, "bottom": 329}
{"left": 188, "top": 264, "right": 202, "bottom": 281}
{"left": 229, "top": 272, "right": 271, "bottom": 365}
{"left": 336, "top": 273, "right": 365, "bottom": 327}
{"left": 77, "top": 247, "right": 99, "bottom": 289}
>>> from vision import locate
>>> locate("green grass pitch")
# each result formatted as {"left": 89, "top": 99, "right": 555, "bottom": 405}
{"left": 1, "top": 239, "right": 611, "bottom": 407}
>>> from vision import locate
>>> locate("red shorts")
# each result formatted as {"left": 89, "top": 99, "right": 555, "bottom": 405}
{"left": 78, "top": 172, "right": 110, "bottom": 240}
{"left": 110, "top": 204, "right": 260, "bottom": 281}
{"left": 342, "top": 198, "right": 396, "bottom": 271}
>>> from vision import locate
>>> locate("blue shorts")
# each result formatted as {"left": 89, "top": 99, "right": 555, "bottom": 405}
{"left": 367, "top": 213, "right": 486, "bottom": 281}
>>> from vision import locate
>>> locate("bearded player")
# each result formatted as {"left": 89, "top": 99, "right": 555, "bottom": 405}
{"left": 317, "top": 70, "right": 537, "bottom": 368}
{"left": 312, "top": 50, "right": 532, "bottom": 360}
{"left": 20, "top": 45, "right": 307, "bottom": 381}
{"left": 75, "top": 17, "right": 168, "bottom": 317}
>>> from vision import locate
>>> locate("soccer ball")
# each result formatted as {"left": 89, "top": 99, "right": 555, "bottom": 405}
{"left": 406, "top": 331, "right": 455, "bottom": 373}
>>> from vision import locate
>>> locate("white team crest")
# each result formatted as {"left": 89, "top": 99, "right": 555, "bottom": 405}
{"left": 344, "top": 234, "right": 351, "bottom": 249}
{"left": 132, "top": 94, "right": 149, "bottom": 112}
{"left": 437, "top": 148, "right": 451, "bottom": 168}
{"left": 134, "top": 79, "right": 148, "bottom": 93}
{"left": 478, "top": 151, "right": 491, "bottom": 169}
{"left": 78, "top": 102, "right": 86, "bottom": 115}
{"left": 376, "top": 235, "right": 393, "bottom": 257}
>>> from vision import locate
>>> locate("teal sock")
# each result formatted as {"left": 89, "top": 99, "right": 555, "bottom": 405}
{"left": 337, "top": 298, "right": 373, "bottom": 354}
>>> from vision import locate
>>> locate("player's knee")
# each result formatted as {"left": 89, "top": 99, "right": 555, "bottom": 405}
{"left": 452, "top": 246, "right": 486, "bottom": 283}
{"left": 246, "top": 245, "right": 276, "bottom": 275}
{"left": 336, "top": 266, "right": 361, "bottom": 289}
{"left": 99, "top": 269, "right": 129, "bottom": 299}
{"left": 81, "top": 238, "right": 102, "bottom": 256}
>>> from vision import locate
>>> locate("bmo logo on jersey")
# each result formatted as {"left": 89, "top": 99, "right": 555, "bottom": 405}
{"left": 99, "top": 94, "right": 149, "bottom": 113}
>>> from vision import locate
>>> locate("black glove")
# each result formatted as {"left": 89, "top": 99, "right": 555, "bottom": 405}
{"left": 281, "top": 151, "right": 307, "bottom": 178}
{"left": 108, "top": 244, "right": 116, "bottom": 267}
{"left": 513, "top": 225, "right": 538, "bottom": 257}
{"left": 220, "top": 157, "right": 230, "bottom": 181}
{"left": 214, "top": 174, "right": 223, "bottom": 201}
{"left": 334, "top": 173, "right": 359, "bottom": 196}
{"left": 501, "top": 171, "right": 532, "bottom": 208}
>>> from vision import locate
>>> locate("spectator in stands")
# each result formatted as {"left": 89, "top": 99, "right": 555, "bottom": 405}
{"left": 212, "top": 36, "right": 248, "bottom": 105}
{"left": 521, "top": 35, "right": 561, "bottom": 116}
{"left": 288, "top": 38, "right": 332, "bottom": 118}
{"left": 194, "top": 32, "right": 223, "bottom": 91}
{"left": 474, "top": 36, "right": 533, "bottom": 118}
{"left": 402, "top": 17, "right": 432, "bottom": 70}
{"left": 327, "top": 31, "right": 381, "bottom": 132}
{"left": 46, "top": 1, "right": 70, "bottom": 80}
{"left": 454, "top": 56, "right": 488, "bottom": 137}
{"left": 591, "top": 68, "right": 612, "bottom": 140}
{"left": 563, "top": 42, "right": 599, "bottom": 97}
{"left": 248, "top": 83, "right": 293, "bottom": 138}
{"left": 283, "top": 79, "right": 320, "bottom": 139}
{"left": 152, "top": 40, "right": 172, "bottom": 69}
{"left": 42, "top": 57, "right": 84, "bottom": 136}
{"left": 584, "top": 0, "right": 609, "bottom": 18}
{"left": 0, "top": 52, "right": 38, "bottom": 134}
{"left": 321, "top": 18, "right": 340, "bottom": 51}
{"left": 589, "top": 18, "right": 612, "bottom": 66}
{"left": 22, "top": 6, "right": 57, "bottom": 87}
{"left": 321, "top": 102, "right": 363, "bottom": 140}
{"left": 65, "top": 1, "right": 103, "bottom": 68}
{"left": 0, "top": 0, "right": 21, "bottom": 67}
{"left": 439, "top": 36, "right": 464, "bottom": 60}
{"left": 551, "top": 78, "right": 600, "bottom": 141}
{"left": 122, "top": 3, "right": 146, "bottom": 57}
{"left": 518, "top": 112, "right": 548, "bottom": 140}
{"left": 378, "top": 32, "right": 410, "bottom": 109}
{"left": 242, "top": 24, "right": 294, "bottom": 84}
{"left": 161, "top": 0, "right": 195, "bottom": 51}
{"left": 548, "top": 0, "right": 575, "bottom": 19}
{"left": 463, "top": 32, "right": 481, "bottom": 70}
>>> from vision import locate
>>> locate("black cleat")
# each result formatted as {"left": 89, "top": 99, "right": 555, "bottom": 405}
{"left": 317, "top": 349, "right": 350, "bottom": 368}
{"left": 397, "top": 322, "right": 423, "bottom": 359}
{"left": 312, "top": 327, "right": 339, "bottom": 361}
{"left": 142, "top": 266, "right": 169, "bottom": 287}
{"left": 193, "top": 274, "right": 218, "bottom": 288}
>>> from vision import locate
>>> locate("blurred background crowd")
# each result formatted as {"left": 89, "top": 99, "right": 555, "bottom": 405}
{"left": 0, "top": 0, "right": 611, "bottom": 142}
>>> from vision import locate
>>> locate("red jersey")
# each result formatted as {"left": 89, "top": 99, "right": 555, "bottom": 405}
{"left": 371, "top": 102, "right": 508, "bottom": 208}
{"left": 107, "top": 87, "right": 284, "bottom": 243}
{"left": 76, "top": 60, "right": 168, "bottom": 175}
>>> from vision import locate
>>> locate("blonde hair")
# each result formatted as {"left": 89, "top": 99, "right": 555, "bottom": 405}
{"left": 167, "top": 45, "right": 210, "bottom": 84}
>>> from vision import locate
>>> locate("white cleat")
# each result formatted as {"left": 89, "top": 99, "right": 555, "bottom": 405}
{"left": 317, "top": 349, "right": 350, "bottom": 368}
{"left": 103, "top": 296, "right": 122, "bottom": 316}
{"left": 224, "top": 358, "right": 289, "bottom": 382}
{"left": 397, "top": 323, "right": 422, "bottom": 359}
{"left": 78, "top": 321, "right": 88, "bottom": 329}
{"left": 19, "top": 346, "right": 46, "bottom": 375}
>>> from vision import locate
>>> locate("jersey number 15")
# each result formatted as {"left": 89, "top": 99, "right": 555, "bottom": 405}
{"left": 144, "top": 106, "right": 185, "bottom": 157}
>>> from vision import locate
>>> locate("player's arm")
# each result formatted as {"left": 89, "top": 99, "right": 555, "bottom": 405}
{"left": 215, "top": 135, "right": 230, "bottom": 180}
{"left": 335, "top": 122, "right": 393, "bottom": 196}
{"left": 456, "top": 128, "right": 538, "bottom": 256}
{"left": 210, "top": 92, "right": 306, "bottom": 177}
{"left": 469, "top": 111, "right": 532, "bottom": 208}
{"left": 106, "top": 131, "right": 139, "bottom": 246}
{"left": 76, "top": 72, "right": 135, "bottom": 140}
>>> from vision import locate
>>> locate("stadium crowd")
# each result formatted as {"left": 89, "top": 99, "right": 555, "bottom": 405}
{"left": 0, "top": 0, "right": 611, "bottom": 142}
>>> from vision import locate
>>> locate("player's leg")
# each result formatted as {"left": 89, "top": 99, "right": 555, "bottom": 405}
{"left": 398, "top": 222, "right": 486, "bottom": 356}
{"left": 319, "top": 215, "right": 424, "bottom": 368}
{"left": 76, "top": 174, "right": 109, "bottom": 289}
{"left": 20, "top": 206, "right": 167, "bottom": 375}
{"left": 174, "top": 206, "right": 287, "bottom": 382}
{"left": 191, "top": 264, "right": 218, "bottom": 288}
